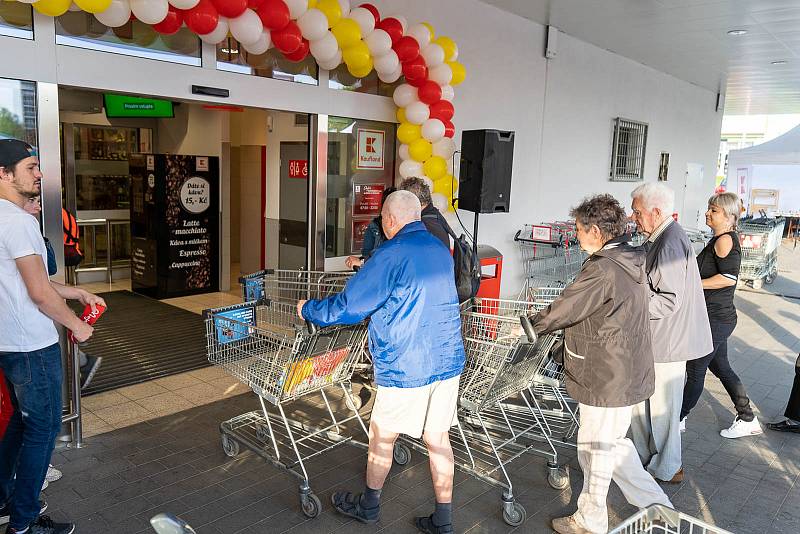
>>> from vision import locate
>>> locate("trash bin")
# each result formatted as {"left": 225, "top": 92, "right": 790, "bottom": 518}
{"left": 476, "top": 245, "right": 502, "bottom": 300}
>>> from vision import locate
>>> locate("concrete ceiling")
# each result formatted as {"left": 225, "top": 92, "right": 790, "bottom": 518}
{"left": 479, "top": 0, "right": 800, "bottom": 115}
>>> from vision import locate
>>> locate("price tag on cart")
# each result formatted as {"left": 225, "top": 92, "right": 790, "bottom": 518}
{"left": 531, "top": 225, "right": 553, "bottom": 242}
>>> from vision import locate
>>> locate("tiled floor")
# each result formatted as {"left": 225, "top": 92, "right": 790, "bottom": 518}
{"left": 38, "top": 242, "right": 800, "bottom": 533}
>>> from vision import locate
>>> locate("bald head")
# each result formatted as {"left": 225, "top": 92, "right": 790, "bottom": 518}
{"left": 381, "top": 190, "right": 422, "bottom": 240}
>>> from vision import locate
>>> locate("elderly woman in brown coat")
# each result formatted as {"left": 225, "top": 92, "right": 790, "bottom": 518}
{"left": 525, "top": 194, "right": 672, "bottom": 534}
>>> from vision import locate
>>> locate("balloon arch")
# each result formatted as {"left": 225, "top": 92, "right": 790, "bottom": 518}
{"left": 22, "top": 0, "right": 465, "bottom": 211}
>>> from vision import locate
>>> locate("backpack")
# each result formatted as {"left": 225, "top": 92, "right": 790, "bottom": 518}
{"left": 423, "top": 211, "right": 481, "bottom": 303}
{"left": 62, "top": 208, "right": 84, "bottom": 267}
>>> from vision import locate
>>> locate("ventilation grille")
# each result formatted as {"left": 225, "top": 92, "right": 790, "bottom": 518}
{"left": 610, "top": 118, "right": 648, "bottom": 182}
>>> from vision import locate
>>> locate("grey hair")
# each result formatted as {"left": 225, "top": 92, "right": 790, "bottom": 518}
{"left": 570, "top": 194, "right": 628, "bottom": 241}
{"left": 631, "top": 182, "right": 675, "bottom": 215}
{"left": 399, "top": 177, "right": 432, "bottom": 207}
{"left": 382, "top": 190, "right": 422, "bottom": 224}
{"left": 708, "top": 192, "right": 740, "bottom": 229}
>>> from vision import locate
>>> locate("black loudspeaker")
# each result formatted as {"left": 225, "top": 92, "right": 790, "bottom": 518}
{"left": 458, "top": 129, "right": 515, "bottom": 213}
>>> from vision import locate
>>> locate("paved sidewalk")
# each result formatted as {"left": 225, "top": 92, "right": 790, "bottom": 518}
{"left": 40, "top": 241, "right": 800, "bottom": 533}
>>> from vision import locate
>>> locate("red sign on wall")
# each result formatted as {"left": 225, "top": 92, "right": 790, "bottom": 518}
{"left": 353, "top": 184, "right": 385, "bottom": 216}
{"left": 288, "top": 159, "right": 308, "bottom": 179}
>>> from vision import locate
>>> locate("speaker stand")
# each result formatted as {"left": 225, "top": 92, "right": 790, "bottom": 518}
{"left": 472, "top": 212, "right": 480, "bottom": 258}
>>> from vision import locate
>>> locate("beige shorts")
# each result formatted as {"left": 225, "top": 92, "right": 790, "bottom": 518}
{"left": 370, "top": 375, "right": 460, "bottom": 439}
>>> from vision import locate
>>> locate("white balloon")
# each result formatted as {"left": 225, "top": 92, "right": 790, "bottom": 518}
{"left": 392, "top": 84, "right": 418, "bottom": 108}
{"left": 199, "top": 17, "right": 229, "bottom": 45}
{"left": 318, "top": 49, "right": 343, "bottom": 70}
{"left": 393, "top": 15, "right": 407, "bottom": 32}
{"left": 68, "top": 2, "right": 82, "bottom": 11}
{"left": 16, "top": 0, "right": 37, "bottom": 3}
{"left": 94, "top": 0, "right": 131, "bottom": 28}
{"left": 167, "top": 0, "right": 198, "bottom": 9}
{"left": 298, "top": 8, "right": 329, "bottom": 42}
{"left": 378, "top": 64, "right": 402, "bottom": 83}
{"left": 310, "top": 31, "right": 339, "bottom": 62}
{"left": 399, "top": 159, "right": 424, "bottom": 179}
{"left": 405, "top": 101, "right": 430, "bottom": 125}
{"left": 450, "top": 43, "right": 459, "bottom": 61}
{"left": 130, "top": 0, "right": 169, "bottom": 25}
{"left": 244, "top": 30, "right": 272, "bottom": 55}
{"left": 429, "top": 63, "right": 453, "bottom": 85}
{"left": 440, "top": 84, "right": 455, "bottom": 102}
{"left": 230, "top": 9, "right": 264, "bottom": 46}
{"left": 422, "top": 119, "right": 445, "bottom": 143}
{"left": 373, "top": 50, "right": 399, "bottom": 75}
{"left": 421, "top": 43, "right": 445, "bottom": 67}
{"left": 348, "top": 7, "right": 375, "bottom": 37}
{"left": 285, "top": 0, "right": 308, "bottom": 19}
{"left": 433, "top": 137, "right": 456, "bottom": 159}
{"left": 336, "top": 0, "right": 350, "bottom": 17}
{"left": 431, "top": 192, "right": 449, "bottom": 212}
{"left": 407, "top": 23, "right": 431, "bottom": 47}
{"left": 364, "top": 29, "right": 391, "bottom": 56}
{"left": 421, "top": 176, "right": 434, "bottom": 193}
{"left": 398, "top": 144, "right": 410, "bottom": 161}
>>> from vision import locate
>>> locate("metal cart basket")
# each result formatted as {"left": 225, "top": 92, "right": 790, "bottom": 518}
{"left": 609, "top": 505, "right": 732, "bottom": 534}
{"left": 204, "top": 271, "right": 369, "bottom": 519}
{"left": 738, "top": 217, "right": 785, "bottom": 289}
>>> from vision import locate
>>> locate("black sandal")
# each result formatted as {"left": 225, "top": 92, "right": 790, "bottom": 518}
{"left": 415, "top": 514, "right": 454, "bottom": 534}
{"left": 331, "top": 491, "right": 380, "bottom": 524}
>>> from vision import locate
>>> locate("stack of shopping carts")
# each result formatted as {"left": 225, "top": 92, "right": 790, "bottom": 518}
{"left": 738, "top": 216, "right": 785, "bottom": 289}
{"left": 514, "top": 223, "right": 587, "bottom": 299}
{"left": 204, "top": 270, "right": 369, "bottom": 519}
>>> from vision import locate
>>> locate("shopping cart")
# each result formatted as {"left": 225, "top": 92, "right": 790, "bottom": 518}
{"left": 392, "top": 298, "right": 564, "bottom": 526}
{"left": 203, "top": 272, "right": 370, "bottom": 519}
{"left": 738, "top": 217, "right": 785, "bottom": 289}
{"left": 609, "top": 504, "right": 732, "bottom": 534}
{"left": 515, "top": 225, "right": 587, "bottom": 299}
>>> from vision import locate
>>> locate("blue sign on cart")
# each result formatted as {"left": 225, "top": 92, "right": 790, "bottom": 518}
{"left": 214, "top": 304, "right": 256, "bottom": 345}
{"left": 243, "top": 278, "right": 264, "bottom": 302}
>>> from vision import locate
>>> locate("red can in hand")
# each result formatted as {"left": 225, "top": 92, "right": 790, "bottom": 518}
{"left": 68, "top": 304, "right": 106, "bottom": 344}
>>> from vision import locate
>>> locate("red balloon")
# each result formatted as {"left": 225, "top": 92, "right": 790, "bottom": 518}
{"left": 359, "top": 3, "right": 380, "bottom": 24}
{"left": 417, "top": 80, "right": 442, "bottom": 105}
{"left": 402, "top": 56, "right": 427, "bottom": 84}
{"left": 443, "top": 120, "right": 455, "bottom": 138}
{"left": 284, "top": 38, "right": 310, "bottom": 62}
{"left": 375, "top": 17, "right": 403, "bottom": 45}
{"left": 185, "top": 0, "right": 219, "bottom": 35}
{"left": 211, "top": 0, "right": 247, "bottom": 18}
{"left": 394, "top": 35, "right": 420, "bottom": 64}
{"left": 258, "top": 0, "right": 290, "bottom": 31}
{"left": 272, "top": 20, "right": 303, "bottom": 54}
{"left": 153, "top": 6, "right": 184, "bottom": 35}
{"left": 430, "top": 99, "right": 455, "bottom": 122}
{"left": 248, "top": 0, "right": 266, "bottom": 9}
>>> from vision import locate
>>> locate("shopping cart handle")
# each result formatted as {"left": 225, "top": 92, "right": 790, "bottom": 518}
{"left": 519, "top": 316, "right": 537, "bottom": 344}
{"left": 306, "top": 320, "right": 318, "bottom": 335}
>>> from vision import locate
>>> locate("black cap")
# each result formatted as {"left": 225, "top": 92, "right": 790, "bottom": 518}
{"left": 0, "top": 139, "right": 38, "bottom": 168}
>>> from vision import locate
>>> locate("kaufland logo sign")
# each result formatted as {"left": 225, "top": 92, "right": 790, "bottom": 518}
{"left": 357, "top": 129, "right": 385, "bottom": 170}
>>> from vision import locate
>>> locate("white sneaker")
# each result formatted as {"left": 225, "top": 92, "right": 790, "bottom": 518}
{"left": 679, "top": 418, "right": 686, "bottom": 433}
{"left": 720, "top": 416, "right": 763, "bottom": 439}
{"left": 42, "top": 478, "right": 49, "bottom": 491}
{"left": 45, "top": 464, "right": 62, "bottom": 483}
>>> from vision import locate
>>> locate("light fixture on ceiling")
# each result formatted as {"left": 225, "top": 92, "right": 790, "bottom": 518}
{"left": 727, "top": 29, "right": 748, "bottom": 36}
{"left": 771, "top": 60, "right": 788, "bottom": 65}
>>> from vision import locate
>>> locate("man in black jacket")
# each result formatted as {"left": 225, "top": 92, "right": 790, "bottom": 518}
{"left": 399, "top": 177, "right": 450, "bottom": 249}
{"left": 526, "top": 195, "right": 672, "bottom": 534}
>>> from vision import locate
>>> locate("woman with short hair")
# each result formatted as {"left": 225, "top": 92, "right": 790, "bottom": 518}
{"left": 680, "top": 192, "right": 761, "bottom": 438}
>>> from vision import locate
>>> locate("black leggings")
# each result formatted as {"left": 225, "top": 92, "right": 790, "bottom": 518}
{"left": 681, "top": 320, "right": 754, "bottom": 422}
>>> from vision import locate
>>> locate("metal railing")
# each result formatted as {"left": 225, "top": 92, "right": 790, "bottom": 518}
{"left": 74, "top": 218, "right": 131, "bottom": 284}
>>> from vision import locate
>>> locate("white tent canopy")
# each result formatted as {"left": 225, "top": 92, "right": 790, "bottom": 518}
{"left": 728, "top": 124, "right": 800, "bottom": 168}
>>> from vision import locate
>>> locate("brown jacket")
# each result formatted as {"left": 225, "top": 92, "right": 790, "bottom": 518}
{"left": 530, "top": 236, "right": 655, "bottom": 407}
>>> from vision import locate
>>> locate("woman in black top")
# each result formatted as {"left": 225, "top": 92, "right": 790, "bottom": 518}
{"left": 680, "top": 192, "right": 761, "bottom": 439}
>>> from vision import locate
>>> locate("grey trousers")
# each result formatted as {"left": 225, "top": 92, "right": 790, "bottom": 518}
{"left": 630, "top": 360, "right": 686, "bottom": 481}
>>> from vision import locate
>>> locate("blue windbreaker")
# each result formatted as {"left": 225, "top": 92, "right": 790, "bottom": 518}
{"left": 302, "top": 221, "right": 466, "bottom": 388}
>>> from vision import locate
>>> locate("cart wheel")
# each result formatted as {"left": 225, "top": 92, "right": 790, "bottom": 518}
{"left": 393, "top": 443, "right": 411, "bottom": 466}
{"left": 255, "top": 423, "right": 270, "bottom": 442}
{"left": 753, "top": 278, "right": 764, "bottom": 290}
{"left": 300, "top": 493, "right": 322, "bottom": 519}
{"left": 221, "top": 434, "right": 240, "bottom": 457}
{"left": 765, "top": 272, "right": 776, "bottom": 285}
{"left": 548, "top": 470, "right": 569, "bottom": 490}
{"left": 345, "top": 390, "right": 363, "bottom": 412}
{"left": 502, "top": 501, "right": 526, "bottom": 527}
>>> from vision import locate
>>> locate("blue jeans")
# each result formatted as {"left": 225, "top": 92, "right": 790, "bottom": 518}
{"left": 0, "top": 343, "right": 63, "bottom": 530}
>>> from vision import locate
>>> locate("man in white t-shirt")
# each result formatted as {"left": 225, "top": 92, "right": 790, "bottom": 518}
{"left": 0, "top": 139, "right": 105, "bottom": 534}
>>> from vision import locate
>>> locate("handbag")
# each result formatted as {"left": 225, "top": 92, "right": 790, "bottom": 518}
{"left": 0, "top": 370, "right": 13, "bottom": 439}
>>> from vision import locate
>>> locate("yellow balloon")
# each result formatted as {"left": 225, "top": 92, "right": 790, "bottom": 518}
{"left": 342, "top": 41, "right": 371, "bottom": 69}
{"left": 332, "top": 18, "right": 362, "bottom": 49}
{"left": 316, "top": 0, "right": 342, "bottom": 27}
{"left": 347, "top": 58, "right": 373, "bottom": 79}
{"left": 409, "top": 138, "right": 433, "bottom": 163}
{"left": 396, "top": 108, "right": 407, "bottom": 124}
{"left": 32, "top": 0, "right": 71, "bottom": 17}
{"left": 450, "top": 199, "right": 458, "bottom": 212}
{"left": 397, "top": 123, "right": 422, "bottom": 145}
{"left": 433, "top": 174, "right": 457, "bottom": 196}
{"left": 75, "top": 0, "right": 112, "bottom": 14}
{"left": 423, "top": 156, "right": 447, "bottom": 180}
{"left": 435, "top": 36, "right": 457, "bottom": 61}
{"left": 448, "top": 61, "right": 466, "bottom": 86}
{"left": 308, "top": 0, "right": 317, "bottom": 7}
{"left": 421, "top": 22, "right": 435, "bottom": 39}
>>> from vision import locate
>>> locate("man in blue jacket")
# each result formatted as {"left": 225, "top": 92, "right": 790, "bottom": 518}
{"left": 298, "top": 190, "right": 465, "bottom": 534}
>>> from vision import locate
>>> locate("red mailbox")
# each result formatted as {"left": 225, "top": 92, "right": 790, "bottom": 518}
{"left": 476, "top": 245, "right": 503, "bottom": 300}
